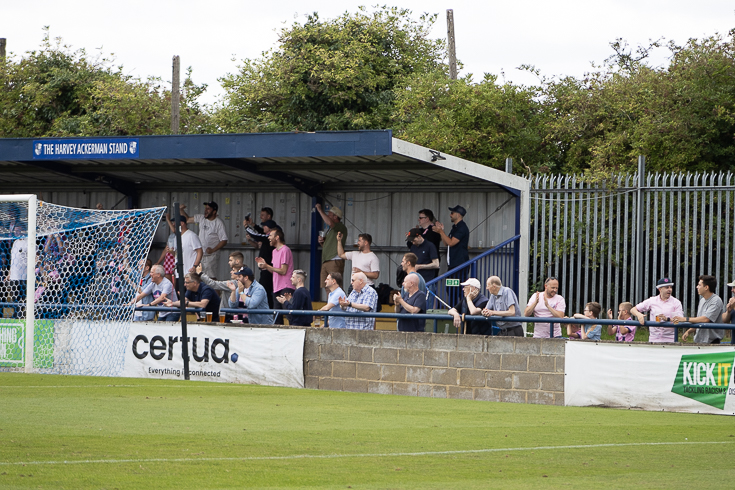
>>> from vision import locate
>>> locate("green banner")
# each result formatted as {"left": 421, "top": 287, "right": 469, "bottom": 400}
{"left": 0, "top": 319, "right": 54, "bottom": 368}
{"left": 671, "top": 351, "right": 735, "bottom": 410}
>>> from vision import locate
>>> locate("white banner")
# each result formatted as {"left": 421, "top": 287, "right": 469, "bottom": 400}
{"left": 565, "top": 342, "right": 735, "bottom": 415}
{"left": 122, "top": 322, "right": 305, "bottom": 388}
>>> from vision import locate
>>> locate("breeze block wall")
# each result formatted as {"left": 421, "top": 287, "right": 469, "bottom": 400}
{"left": 302, "top": 328, "right": 565, "bottom": 405}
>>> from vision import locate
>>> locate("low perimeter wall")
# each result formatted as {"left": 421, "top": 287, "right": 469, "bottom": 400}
{"left": 302, "top": 327, "right": 565, "bottom": 405}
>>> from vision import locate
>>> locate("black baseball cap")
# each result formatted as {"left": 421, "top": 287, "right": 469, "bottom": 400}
{"left": 204, "top": 201, "right": 218, "bottom": 211}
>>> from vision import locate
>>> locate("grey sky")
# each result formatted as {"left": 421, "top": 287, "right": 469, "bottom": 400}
{"left": 4, "top": 1, "right": 734, "bottom": 104}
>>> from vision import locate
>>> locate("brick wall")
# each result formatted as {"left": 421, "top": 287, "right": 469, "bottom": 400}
{"left": 303, "top": 328, "right": 565, "bottom": 405}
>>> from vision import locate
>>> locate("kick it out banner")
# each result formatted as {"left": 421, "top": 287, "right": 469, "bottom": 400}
{"left": 565, "top": 342, "right": 735, "bottom": 415}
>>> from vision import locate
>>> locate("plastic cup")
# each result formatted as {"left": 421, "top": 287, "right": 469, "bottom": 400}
{"left": 219, "top": 313, "right": 226, "bottom": 323}
{"left": 206, "top": 312, "right": 212, "bottom": 322}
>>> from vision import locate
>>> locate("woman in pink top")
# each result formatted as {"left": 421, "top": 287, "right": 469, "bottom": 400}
{"left": 524, "top": 277, "right": 566, "bottom": 338}
{"left": 630, "top": 277, "right": 683, "bottom": 343}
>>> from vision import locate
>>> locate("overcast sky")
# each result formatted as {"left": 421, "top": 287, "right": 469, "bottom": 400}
{"left": 4, "top": 1, "right": 735, "bottom": 105}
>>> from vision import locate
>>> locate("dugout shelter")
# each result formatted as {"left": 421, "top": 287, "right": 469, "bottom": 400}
{"left": 0, "top": 130, "right": 530, "bottom": 302}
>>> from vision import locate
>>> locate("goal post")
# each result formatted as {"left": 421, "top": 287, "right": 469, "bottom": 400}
{"left": 0, "top": 195, "right": 165, "bottom": 375}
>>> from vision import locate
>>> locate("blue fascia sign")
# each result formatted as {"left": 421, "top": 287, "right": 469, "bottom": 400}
{"left": 32, "top": 138, "right": 140, "bottom": 159}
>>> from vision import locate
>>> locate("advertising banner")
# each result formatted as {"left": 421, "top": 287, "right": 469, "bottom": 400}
{"left": 565, "top": 342, "right": 735, "bottom": 415}
{"left": 122, "top": 322, "right": 305, "bottom": 388}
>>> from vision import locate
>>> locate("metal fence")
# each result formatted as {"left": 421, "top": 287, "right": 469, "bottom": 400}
{"left": 427, "top": 235, "right": 520, "bottom": 309}
{"left": 530, "top": 160, "right": 735, "bottom": 317}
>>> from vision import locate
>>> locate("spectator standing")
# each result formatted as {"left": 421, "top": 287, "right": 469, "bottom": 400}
{"left": 399, "top": 253, "right": 426, "bottom": 294}
{"left": 8, "top": 225, "right": 28, "bottom": 318}
{"left": 407, "top": 228, "right": 439, "bottom": 283}
{"left": 168, "top": 216, "right": 202, "bottom": 276}
{"left": 181, "top": 202, "right": 228, "bottom": 279}
{"left": 415, "top": 209, "right": 442, "bottom": 256}
{"left": 482, "top": 276, "right": 524, "bottom": 337}
{"left": 228, "top": 266, "right": 273, "bottom": 325}
{"left": 244, "top": 217, "right": 279, "bottom": 308}
{"left": 316, "top": 203, "right": 348, "bottom": 291}
{"left": 319, "top": 272, "right": 347, "bottom": 328}
{"left": 435, "top": 205, "right": 470, "bottom": 270}
{"left": 336, "top": 232, "right": 379, "bottom": 287}
{"left": 277, "top": 269, "right": 313, "bottom": 327}
{"left": 676, "top": 275, "right": 726, "bottom": 344}
{"left": 607, "top": 302, "right": 636, "bottom": 341}
{"left": 256, "top": 229, "right": 294, "bottom": 323}
{"left": 393, "top": 274, "right": 426, "bottom": 332}
{"left": 721, "top": 279, "right": 735, "bottom": 331}
{"left": 448, "top": 278, "right": 489, "bottom": 335}
{"left": 630, "top": 277, "right": 683, "bottom": 343}
{"left": 338, "top": 272, "right": 378, "bottom": 330}
{"left": 524, "top": 277, "right": 566, "bottom": 338}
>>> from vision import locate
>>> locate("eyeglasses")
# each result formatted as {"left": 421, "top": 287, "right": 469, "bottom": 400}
{"left": 418, "top": 216, "right": 428, "bottom": 220}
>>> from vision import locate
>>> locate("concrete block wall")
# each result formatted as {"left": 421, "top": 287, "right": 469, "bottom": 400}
{"left": 303, "top": 328, "right": 565, "bottom": 405}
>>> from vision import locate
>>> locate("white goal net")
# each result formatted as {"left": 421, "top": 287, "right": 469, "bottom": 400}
{"left": 0, "top": 195, "right": 165, "bottom": 375}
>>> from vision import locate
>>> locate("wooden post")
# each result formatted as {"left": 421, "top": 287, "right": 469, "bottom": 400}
{"left": 446, "top": 10, "right": 457, "bottom": 80}
{"left": 171, "top": 55, "right": 180, "bottom": 135}
{"left": 0, "top": 39, "right": 6, "bottom": 60}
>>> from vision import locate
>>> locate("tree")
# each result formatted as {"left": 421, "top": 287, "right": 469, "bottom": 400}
{"left": 0, "top": 28, "right": 212, "bottom": 138}
{"left": 540, "top": 31, "right": 735, "bottom": 175}
{"left": 393, "top": 71, "right": 551, "bottom": 170}
{"left": 214, "top": 6, "right": 447, "bottom": 132}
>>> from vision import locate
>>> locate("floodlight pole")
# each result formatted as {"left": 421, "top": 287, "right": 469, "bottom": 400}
{"left": 447, "top": 10, "right": 457, "bottom": 80}
{"left": 174, "top": 203, "right": 190, "bottom": 380}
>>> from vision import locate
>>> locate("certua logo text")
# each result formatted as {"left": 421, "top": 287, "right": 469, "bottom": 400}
{"left": 671, "top": 351, "right": 735, "bottom": 410}
{"left": 132, "top": 335, "right": 238, "bottom": 363}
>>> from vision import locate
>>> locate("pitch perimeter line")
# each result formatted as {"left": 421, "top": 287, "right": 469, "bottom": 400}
{"left": 1, "top": 441, "right": 731, "bottom": 466}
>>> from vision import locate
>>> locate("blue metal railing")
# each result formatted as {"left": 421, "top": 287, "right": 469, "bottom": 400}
{"left": 425, "top": 235, "right": 520, "bottom": 309}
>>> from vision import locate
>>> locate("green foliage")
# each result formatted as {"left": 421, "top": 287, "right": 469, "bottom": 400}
{"left": 214, "top": 6, "right": 446, "bottom": 132}
{"left": 541, "top": 31, "right": 735, "bottom": 174}
{"left": 0, "top": 28, "right": 212, "bottom": 137}
{"left": 393, "top": 71, "right": 551, "bottom": 170}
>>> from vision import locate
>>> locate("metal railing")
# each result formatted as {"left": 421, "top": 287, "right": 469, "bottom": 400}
{"left": 425, "top": 235, "right": 520, "bottom": 309}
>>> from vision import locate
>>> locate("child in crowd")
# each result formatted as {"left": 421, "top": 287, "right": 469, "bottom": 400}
{"left": 569, "top": 302, "right": 602, "bottom": 340}
{"left": 607, "top": 302, "right": 637, "bottom": 341}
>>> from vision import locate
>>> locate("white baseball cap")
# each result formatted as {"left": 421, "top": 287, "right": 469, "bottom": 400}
{"left": 460, "top": 278, "right": 482, "bottom": 289}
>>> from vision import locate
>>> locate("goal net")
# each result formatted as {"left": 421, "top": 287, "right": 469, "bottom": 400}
{"left": 0, "top": 195, "right": 165, "bottom": 376}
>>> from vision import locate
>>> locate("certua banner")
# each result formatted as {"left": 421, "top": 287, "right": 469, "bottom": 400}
{"left": 122, "top": 322, "right": 305, "bottom": 388}
{"left": 32, "top": 138, "right": 139, "bottom": 159}
{"left": 565, "top": 342, "right": 735, "bottom": 415}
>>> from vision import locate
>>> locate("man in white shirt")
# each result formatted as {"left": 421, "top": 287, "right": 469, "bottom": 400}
{"left": 169, "top": 216, "right": 203, "bottom": 277}
{"left": 181, "top": 202, "right": 228, "bottom": 279}
{"left": 336, "top": 231, "right": 379, "bottom": 287}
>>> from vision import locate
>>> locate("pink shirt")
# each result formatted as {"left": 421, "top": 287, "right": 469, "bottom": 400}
{"left": 531, "top": 293, "right": 566, "bottom": 338}
{"left": 634, "top": 295, "right": 683, "bottom": 343}
{"left": 271, "top": 244, "right": 294, "bottom": 293}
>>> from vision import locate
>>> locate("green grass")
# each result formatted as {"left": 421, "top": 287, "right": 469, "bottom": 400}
{"left": 1, "top": 373, "right": 734, "bottom": 489}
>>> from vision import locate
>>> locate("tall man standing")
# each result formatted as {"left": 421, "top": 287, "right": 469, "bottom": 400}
{"left": 171, "top": 216, "right": 202, "bottom": 276}
{"left": 244, "top": 218, "right": 279, "bottom": 307}
{"left": 408, "top": 228, "right": 439, "bottom": 283}
{"left": 524, "top": 277, "right": 566, "bottom": 338}
{"left": 435, "top": 205, "right": 469, "bottom": 270}
{"left": 256, "top": 228, "right": 293, "bottom": 323}
{"left": 336, "top": 232, "right": 379, "bottom": 287}
{"left": 630, "top": 277, "right": 683, "bottom": 343}
{"left": 180, "top": 202, "right": 228, "bottom": 279}
{"left": 675, "top": 275, "right": 726, "bottom": 344}
{"left": 316, "top": 203, "right": 348, "bottom": 291}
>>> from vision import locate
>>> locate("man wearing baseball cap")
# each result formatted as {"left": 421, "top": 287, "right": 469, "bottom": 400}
{"left": 448, "top": 277, "right": 489, "bottom": 335}
{"left": 180, "top": 201, "right": 228, "bottom": 280}
{"left": 315, "top": 203, "right": 348, "bottom": 293}
{"left": 227, "top": 266, "right": 272, "bottom": 325}
{"left": 630, "top": 277, "right": 683, "bottom": 343}
{"left": 720, "top": 279, "right": 735, "bottom": 336}
{"left": 435, "top": 205, "right": 469, "bottom": 269}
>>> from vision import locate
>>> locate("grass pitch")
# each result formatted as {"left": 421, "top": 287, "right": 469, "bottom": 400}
{"left": 1, "top": 373, "right": 734, "bottom": 489}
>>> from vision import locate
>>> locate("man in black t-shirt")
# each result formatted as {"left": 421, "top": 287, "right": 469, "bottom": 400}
{"left": 165, "top": 272, "right": 220, "bottom": 318}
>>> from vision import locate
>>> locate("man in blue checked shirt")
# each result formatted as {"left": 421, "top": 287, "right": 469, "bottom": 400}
{"left": 338, "top": 272, "right": 378, "bottom": 329}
